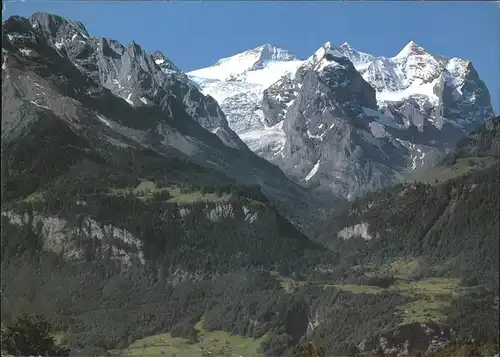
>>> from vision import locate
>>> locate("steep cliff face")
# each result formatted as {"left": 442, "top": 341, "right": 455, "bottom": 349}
{"left": 277, "top": 42, "right": 404, "bottom": 199}
{"left": 1, "top": 196, "right": 321, "bottom": 279}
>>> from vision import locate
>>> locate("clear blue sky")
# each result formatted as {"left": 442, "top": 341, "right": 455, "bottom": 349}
{"left": 3, "top": 0, "right": 500, "bottom": 113}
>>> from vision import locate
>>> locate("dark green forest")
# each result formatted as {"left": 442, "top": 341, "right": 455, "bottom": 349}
{"left": 2, "top": 112, "right": 499, "bottom": 355}
{"left": 315, "top": 162, "right": 499, "bottom": 289}
{"left": 2, "top": 124, "right": 499, "bottom": 356}
{"left": 2, "top": 169, "right": 499, "bottom": 356}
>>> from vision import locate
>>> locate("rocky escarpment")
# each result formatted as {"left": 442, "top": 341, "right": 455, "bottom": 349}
{"left": 17, "top": 12, "right": 246, "bottom": 151}
{"left": 1, "top": 195, "right": 319, "bottom": 278}
{"left": 261, "top": 75, "right": 299, "bottom": 127}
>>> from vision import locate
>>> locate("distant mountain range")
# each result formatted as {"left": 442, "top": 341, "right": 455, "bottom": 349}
{"left": 189, "top": 41, "right": 494, "bottom": 199}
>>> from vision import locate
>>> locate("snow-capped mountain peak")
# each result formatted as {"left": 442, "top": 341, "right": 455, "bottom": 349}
{"left": 253, "top": 43, "right": 297, "bottom": 63}
{"left": 302, "top": 41, "right": 350, "bottom": 72}
{"left": 189, "top": 40, "right": 493, "bottom": 199}
{"left": 190, "top": 44, "right": 297, "bottom": 82}
{"left": 339, "top": 42, "right": 376, "bottom": 71}
{"left": 217, "top": 43, "right": 297, "bottom": 65}
{"left": 347, "top": 40, "right": 447, "bottom": 105}
{"left": 392, "top": 40, "right": 429, "bottom": 60}
{"left": 187, "top": 44, "right": 303, "bottom": 155}
{"left": 313, "top": 41, "right": 345, "bottom": 60}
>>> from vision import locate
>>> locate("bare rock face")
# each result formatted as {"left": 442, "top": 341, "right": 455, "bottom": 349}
{"left": 261, "top": 75, "right": 299, "bottom": 127}
{"left": 276, "top": 43, "right": 404, "bottom": 199}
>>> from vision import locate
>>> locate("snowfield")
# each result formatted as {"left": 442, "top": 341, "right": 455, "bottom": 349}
{"left": 188, "top": 44, "right": 303, "bottom": 157}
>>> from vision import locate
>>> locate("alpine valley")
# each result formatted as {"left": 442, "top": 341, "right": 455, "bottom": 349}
{"left": 1, "top": 12, "right": 498, "bottom": 357}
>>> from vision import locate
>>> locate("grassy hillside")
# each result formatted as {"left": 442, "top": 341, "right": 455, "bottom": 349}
{"left": 3, "top": 157, "right": 498, "bottom": 356}
{"left": 109, "top": 319, "right": 267, "bottom": 357}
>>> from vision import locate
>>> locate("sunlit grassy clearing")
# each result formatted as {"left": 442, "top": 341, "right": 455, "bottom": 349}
{"left": 115, "top": 318, "right": 266, "bottom": 357}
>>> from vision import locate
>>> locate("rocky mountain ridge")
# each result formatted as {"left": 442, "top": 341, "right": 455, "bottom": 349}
{"left": 189, "top": 41, "right": 494, "bottom": 199}
{"left": 340, "top": 41, "right": 493, "bottom": 133}
{"left": 2, "top": 13, "right": 339, "bottom": 229}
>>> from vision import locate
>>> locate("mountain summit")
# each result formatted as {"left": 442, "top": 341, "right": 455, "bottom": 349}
{"left": 247, "top": 43, "right": 297, "bottom": 68}
{"left": 192, "top": 43, "right": 298, "bottom": 82}
{"left": 188, "top": 44, "right": 303, "bottom": 156}
{"left": 339, "top": 42, "right": 376, "bottom": 69}
{"left": 393, "top": 40, "right": 429, "bottom": 59}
